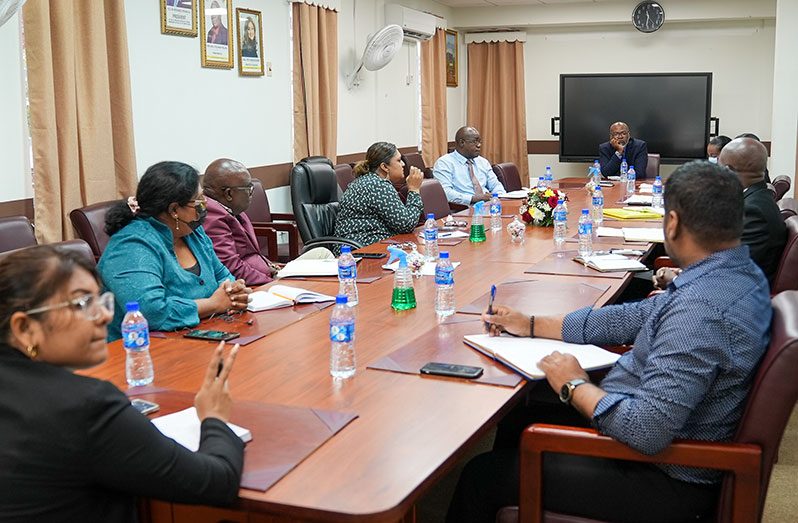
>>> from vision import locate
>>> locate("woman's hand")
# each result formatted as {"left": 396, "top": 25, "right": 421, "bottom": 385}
{"left": 481, "top": 305, "right": 531, "bottom": 337}
{"left": 407, "top": 166, "right": 423, "bottom": 192}
{"left": 226, "top": 279, "right": 252, "bottom": 311}
{"left": 195, "top": 341, "right": 239, "bottom": 423}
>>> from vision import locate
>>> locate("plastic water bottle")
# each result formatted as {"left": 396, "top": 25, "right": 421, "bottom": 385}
{"left": 329, "top": 295, "right": 356, "bottom": 379}
{"left": 578, "top": 209, "right": 593, "bottom": 258}
{"left": 537, "top": 176, "right": 546, "bottom": 191}
{"left": 553, "top": 198, "right": 568, "bottom": 249}
{"left": 626, "top": 165, "right": 637, "bottom": 199}
{"left": 423, "top": 213, "right": 439, "bottom": 261}
{"left": 592, "top": 159, "right": 602, "bottom": 186}
{"left": 338, "top": 245, "right": 358, "bottom": 306}
{"left": 591, "top": 186, "right": 604, "bottom": 228}
{"left": 651, "top": 175, "right": 664, "bottom": 210}
{"left": 489, "top": 193, "right": 502, "bottom": 231}
{"left": 434, "top": 251, "right": 455, "bottom": 317}
{"left": 121, "top": 302, "right": 154, "bottom": 387}
{"left": 620, "top": 156, "right": 628, "bottom": 187}
{"left": 544, "top": 166, "right": 553, "bottom": 188}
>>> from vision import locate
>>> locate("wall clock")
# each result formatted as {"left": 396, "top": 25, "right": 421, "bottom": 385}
{"left": 633, "top": 1, "right": 665, "bottom": 33}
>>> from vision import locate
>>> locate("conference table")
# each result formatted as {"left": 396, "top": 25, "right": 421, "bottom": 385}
{"left": 83, "top": 178, "right": 661, "bottom": 523}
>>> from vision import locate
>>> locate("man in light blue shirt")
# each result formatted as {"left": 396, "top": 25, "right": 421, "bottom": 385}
{"left": 433, "top": 126, "right": 506, "bottom": 206}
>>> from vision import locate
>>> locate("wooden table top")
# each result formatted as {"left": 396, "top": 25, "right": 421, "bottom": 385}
{"left": 82, "top": 178, "right": 659, "bottom": 522}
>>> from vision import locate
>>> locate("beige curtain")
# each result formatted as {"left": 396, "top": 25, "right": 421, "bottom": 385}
{"left": 23, "top": 0, "right": 138, "bottom": 243}
{"left": 420, "top": 28, "right": 447, "bottom": 168}
{"left": 467, "top": 41, "right": 528, "bottom": 184}
{"left": 292, "top": 2, "right": 337, "bottom": 164}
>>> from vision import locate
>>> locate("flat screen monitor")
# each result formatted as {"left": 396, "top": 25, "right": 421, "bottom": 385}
{"left": 559, "top": 73, "right": 712, "bottom": 164}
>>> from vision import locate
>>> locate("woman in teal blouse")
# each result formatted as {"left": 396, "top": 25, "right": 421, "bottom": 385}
{"left": 98, "top": 161, "right": 252, "bottom": 340}
{"left": 333, "top": 142, "right": 424, "bottom": 252}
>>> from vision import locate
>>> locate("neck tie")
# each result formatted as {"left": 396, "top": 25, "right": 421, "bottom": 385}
{"left": 467, "top": 159, "right": 484, "bottom": 197}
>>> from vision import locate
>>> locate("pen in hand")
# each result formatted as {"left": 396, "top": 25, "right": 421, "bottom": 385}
{"left": 484, "top": 284, "right": 497, "bottom": 332}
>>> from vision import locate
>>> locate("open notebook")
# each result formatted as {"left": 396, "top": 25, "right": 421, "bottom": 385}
{"left": 573, "top": 253, "right": 648, "bottom": 272}
{"left": 151, "top": 407, "right": 251, "bottom": 451}
{"left": 247, "top": 284, "right": 335, "bottom": 312}
{"left": 464, "top": 334, "right": 620, "bottom": 380}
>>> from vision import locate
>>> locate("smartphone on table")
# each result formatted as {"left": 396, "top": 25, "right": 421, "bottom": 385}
{"left": 183, "top": 329, "right": 240, "bottom": 342}
{"left": 420, "top": 362, "right": 484, "bottom": 379}
{"left": 130, "top": 398, "right": 160, "bottom": 415}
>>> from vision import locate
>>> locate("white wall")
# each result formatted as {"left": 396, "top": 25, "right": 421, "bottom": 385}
{"left": 0, "top": 12, "right": 31, "bottom": 203}
{"left": 770, "top": 0, "right": 798, "bottom": 184}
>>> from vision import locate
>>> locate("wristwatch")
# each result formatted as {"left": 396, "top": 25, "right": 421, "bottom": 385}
{"left": 559, "top": 378, "right": 588, "bottom": 404}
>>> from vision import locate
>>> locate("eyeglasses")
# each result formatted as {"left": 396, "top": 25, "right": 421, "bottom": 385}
{"left": 225, "top": 184, "right": 255, "bottom": 196}
{"left": 186, "top": 198, "right": 207, "bottom": 213}
{"left": 25, "top": 292, "right": 115, "bottom": 321}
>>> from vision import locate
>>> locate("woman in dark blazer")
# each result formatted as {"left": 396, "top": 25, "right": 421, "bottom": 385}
{"left": 0, "top": 245, "right": 243, "bottom": 522}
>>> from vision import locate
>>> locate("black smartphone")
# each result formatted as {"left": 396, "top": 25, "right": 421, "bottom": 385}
{"left": 420, "top": 362, "right": 484, "bottom": 379}
{"left": 130, "top": 398, "right": 160, "bottom": 415}
{"left": 353, "top": 252, "right": 387, "bottom": 259}
{"left": 183, "top": 329, "right": 240, "bottom": 342}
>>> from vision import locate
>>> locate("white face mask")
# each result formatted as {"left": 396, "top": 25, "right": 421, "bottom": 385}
{"left": 708, "top": 156, "right": 718, "bottom": 164}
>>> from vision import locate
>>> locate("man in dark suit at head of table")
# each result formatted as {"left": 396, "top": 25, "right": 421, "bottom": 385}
{"left": 598, "top": 121, "right": 649, "bottom": 179}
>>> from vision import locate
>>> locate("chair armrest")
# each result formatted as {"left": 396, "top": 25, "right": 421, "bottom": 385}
{"left": 654, "top": 256, "right": 676, "bottom": 270}
{"left": 301, "top": 236, "right": 363, "bottom": 254}
{"left": 519, "top": 424, "right": 761, "bottom": 523}
{"left": 269, "top": 212, "right": 295, "bottom": 221}
{"left": 250, "top": 225, "right": 278, "bottom": 262}
{"left": 252, "top": 221, "right": 301, "bottom": 260}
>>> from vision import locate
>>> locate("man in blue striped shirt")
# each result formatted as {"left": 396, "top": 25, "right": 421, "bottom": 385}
{"left": 433, "top": 126, "right": 506, "bottom": 206}
{"left": 448, "top": 161, "right": 771, "bottom": 523}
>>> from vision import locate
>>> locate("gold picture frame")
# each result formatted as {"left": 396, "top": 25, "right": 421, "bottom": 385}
{"left": 236, "top": 8, "right": 265, "bottom": 76}
{"left": 445, "top": 29, "right": 458, "bottom": 87}
{"left": 160, "top": 0, "right": 197, "bottom": 37}
{"left": 200, "top": 0, "right": 234, "bottom": 69}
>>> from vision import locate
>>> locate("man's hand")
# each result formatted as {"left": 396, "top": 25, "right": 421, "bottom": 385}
{"left": 482, "top": 305, "right": 530, "bottom": 337}
{"left": 470, "top": 193, "right": 491, "bottom": 204}
{"left": 610, "top": 137, "right": 625, "bottom": 154}
{"left": 537, "top": 351, "right": 589, "bottom": 396}
{"left": 653, "top": 267, "right": 681, "bottom": 290}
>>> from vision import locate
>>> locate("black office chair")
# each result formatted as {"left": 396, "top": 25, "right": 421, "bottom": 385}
{"left": 290, "top": 156, "right": 362, "bottom": 254}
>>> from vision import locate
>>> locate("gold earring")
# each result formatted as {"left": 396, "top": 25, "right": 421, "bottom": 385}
{"left": 26, "top": 344, "right": 38, "bottom": 359}
{"left": 174, "top": 215, "right": 180, "bottom": 231}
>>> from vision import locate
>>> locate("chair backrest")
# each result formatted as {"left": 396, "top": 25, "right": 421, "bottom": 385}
{"left": 716, "top": 290, "right": 798, "bottom": 521}
{"left": 770, "top": 215, "right": 798, "bottom": 295}
{"left": 419, "top": 179, "right": 451, "bottom": 220}
{"left": 68, "top": 200, "right": 118, "bottom": 261}
{"left": 290, "top": 156, "right": 339, "bottom": 243}
{"left": 0, "top": 239, "right": 95, "bottom": 268}
{"left": 645, "top": 153, "right": 661, "bottom": 179}
{"left": 243, "top": 178, "right": 272, "bottom": 223}
{"left": 401, "top": 151, "right": 426, "bottom": 178}
{"left": 778, "top": 197, "right": 797, "bottom": 222}
{"left": 0, "top": 216, "right": 37, "bottom": 253}
{"left": 334, "top": 163, "right": 355, "bottom": 192}
{"left": 772, "top": 175, "right": 791, "bottom": 201}
{"left": 492, "top": 163, "right": 523, "bottom": 192}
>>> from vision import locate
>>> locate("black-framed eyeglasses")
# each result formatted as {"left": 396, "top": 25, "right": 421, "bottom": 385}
{"left": 24, "top": 292, "right": 115, "bottom": 321}
{"left": 225, "top": 184, "right": 255, "bottom": 196}
{"left": 185, "top": 198, "right": 207, "bottom": 213}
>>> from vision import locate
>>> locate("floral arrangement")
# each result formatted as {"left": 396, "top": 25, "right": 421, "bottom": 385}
{"left": 519, "top": 187, "right": 567, "bottom": 227}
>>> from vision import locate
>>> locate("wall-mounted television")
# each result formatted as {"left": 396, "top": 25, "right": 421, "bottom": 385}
{"left": 559, "top": 73, "right": 713, "bottom": 164}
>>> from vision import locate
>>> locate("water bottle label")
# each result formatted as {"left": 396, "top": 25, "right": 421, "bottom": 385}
{"left": 578, "top": 222, "right": 592, "bottom": 236}
{"left": 553, "top": 210, "right": 566, "bottom": 222}
{"left": 592, "top": 196, "right": 603, "bottom": 206}
{"left": 435, "top": 267, "right": 454, "bottom": 285}
{"left": 330, "top": 322, "right": 354, "bottom": 343}
{"left": 490, "top": 203, "right": 501, "bottom": 215}
{"left": 653, "top": 185, "right": 663, "bottom": 194}
{"left": 123, "top": 328, "right": 149, "bottom": 350}
{"left": 338, "top": 263, "right": 357, "bottom": 279}
{"left": 424, "top": 228, "right": 438, "bottom": 241}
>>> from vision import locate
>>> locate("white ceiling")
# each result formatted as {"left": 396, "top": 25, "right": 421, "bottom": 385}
{"left": 434, "top": 0, "right": 612, "bottom": 6}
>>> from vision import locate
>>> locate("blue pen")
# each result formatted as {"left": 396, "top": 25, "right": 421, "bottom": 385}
{"left": 485, "top": 284, "right": 497, "bottom": 332}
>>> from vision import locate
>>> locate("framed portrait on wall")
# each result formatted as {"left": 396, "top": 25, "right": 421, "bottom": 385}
{"left": 160, "top": 0, "right": 197, "bottom": 37}
{"left": 445, "top": 29, "right": 458, "bottom": 87}
{"left": 200, "top": 0, "right": 233, "bottom": 68}
{"left": 236, "top": 8, "right": 264, "bottom": 76}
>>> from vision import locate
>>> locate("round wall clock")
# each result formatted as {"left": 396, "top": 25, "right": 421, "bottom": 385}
{"left": 632, "top": 1, "right": 665, "bottom": 33}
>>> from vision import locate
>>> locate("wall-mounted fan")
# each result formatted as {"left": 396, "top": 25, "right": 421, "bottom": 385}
{"left": 346, "top": 24, "right": 404, "bottom": 90}
{"left": 0, "top": 0, "right": 26, "bottom": 29}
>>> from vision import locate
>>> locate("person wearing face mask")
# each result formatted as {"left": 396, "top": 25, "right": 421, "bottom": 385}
{"left": 99, "top": 161, "right": 252, "bottom": 341}
{"left": 707, "top": 135, "right": 731, "bottom": 164}
{"left": 333, "top": 142, "right": 424, "bottom": 254}
{"left": 598, "top": 121, "right": 649, "bottom": 179}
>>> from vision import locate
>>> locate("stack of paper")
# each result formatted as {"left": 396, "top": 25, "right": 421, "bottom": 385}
{"left": 603, "top": 208, "right": 662, "bottom": 220}
{"left": 152, "top": 407, "right": 252, "bottom": 451}
{"left": 622, "top": 227, "right": 664, "bottom": 243}
{"left": 638, "top": 183, "right": 653, "bottom": 194}
{"left": 382, "top": 260, "right": 461, "bottom": 276}
{"left": 463, "top": 334, "right": 620, "bottom": 380}
{"left": 247, "top": 285, "right": 335, "bottom": 312}
{"left": 624, "top": 194, "right": 654, "bottom": 206}
{"left": 418, "top": 230, "right": 469, "bottom": 240}
{"left": 501, "top": 190, "right": 529, "bottom": 199}
{"left": 276, "top": 259, "right": 354, "bottom": 279}
{"left": 574, "top": 253, "right": 647, "bottom": 273}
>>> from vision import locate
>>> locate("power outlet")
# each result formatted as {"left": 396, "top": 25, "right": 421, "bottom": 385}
{"left": 266, "top": 62, "right": 273, "bottom": 77}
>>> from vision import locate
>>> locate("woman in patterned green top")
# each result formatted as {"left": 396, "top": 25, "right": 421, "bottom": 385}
{"left": 334, "top": 142, "right": 424, "bottom": 252}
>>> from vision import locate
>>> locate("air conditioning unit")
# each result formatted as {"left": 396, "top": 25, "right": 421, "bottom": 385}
{"left": 385, "top": 5, "right": 436, "bottom": 41}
